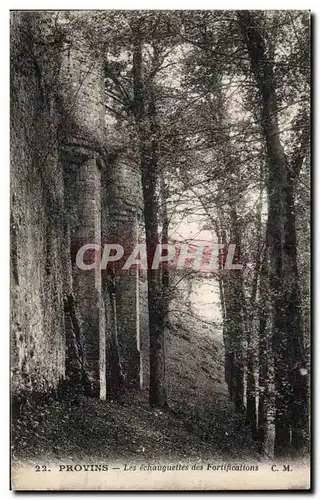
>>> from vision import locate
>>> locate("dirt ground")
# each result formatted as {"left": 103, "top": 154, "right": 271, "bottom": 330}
{"left": 12, "top": 311, "right": 259, "bottom": 465}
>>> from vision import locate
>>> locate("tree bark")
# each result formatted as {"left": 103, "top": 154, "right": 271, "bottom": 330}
{"left": 239, "top": 10, "right": 308, "bottom": 456}
{"left": 132, "top": 24, "right": 167, "bottom": 407}
{"left": 257, "top": 248, "right": 273, "bottom": 454}
{"left": 283, "top": 175, "right": 309, "bottom": 454}
{"left": 224, "top": 208, "right": 245, "bottom": 412}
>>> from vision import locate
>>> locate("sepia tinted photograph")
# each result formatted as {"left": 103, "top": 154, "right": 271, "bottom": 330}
{"left": 10, "top": 9, "right": 311, "bottom": 490}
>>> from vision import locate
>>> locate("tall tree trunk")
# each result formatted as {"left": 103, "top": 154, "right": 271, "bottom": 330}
{"left": 283, "top": 175, "right": 309, "bottom": 454}
{"left": 217, "top": 223, "right": 234, "bottom": 399}
{"left": 239, "top": 10, "right": 308, "bottom": 456}
{"left": 132, "top": 24, "right": 167, "bottom": 407}
{"left": 160, "top": 173, "right": 170, "bottom": 320}
{"left": 226, "top": 207, "right": 245, "bottom": 412}
{"left": 246, "top": 346, "right": 257, "bottom": 437}
{"left": 246, "top": 171, "right": 264, "bottom": 438}
{"left": 257, "top": 248, "right": 274, "bottom": 455}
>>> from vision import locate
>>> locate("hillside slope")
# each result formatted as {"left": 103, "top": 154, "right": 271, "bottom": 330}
{"left": 12, "top": 303, "right": 259, "bottom": 464}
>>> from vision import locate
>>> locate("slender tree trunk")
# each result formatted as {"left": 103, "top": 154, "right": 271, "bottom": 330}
{"left": 214, "top": 221, "right": 227, "bottom": 326}
{"left": 213, "top": 91, "right": 246, "bottom": 413}
{"left": 283, "top": 175, "right": 309, "bottom": 454}
{"left": 246, "top": 347, "right": 257, "bottom": 437}
{"left": 227, "top": 207, "right": 245, "bottom": 412}
{"left": 257, "top": 249, "right": 272, "bottom": 453}
{"left": 246, "top": 173, "right": 264, "bottom": 438}
{"left": 132, "top": 25, "right": 167, "bottom": 407}
{"left": 231, "top": 209, "right": 245, "bottom": 413}
{"left": 160, "top": 173, "right": 170, "bottom": 319}
{"left": 218, "top": 223, "right": 234, "bottom": 398}
{"left": 142, "top": 160, "right": 167, "bottom": 407}
{"left": 239, "top": 10, "right": 308, "bottom": 456}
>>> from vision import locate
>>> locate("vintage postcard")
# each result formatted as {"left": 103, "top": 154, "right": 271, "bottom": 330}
{"left": 10, "top": 9, "right": 311, "bottom": 490}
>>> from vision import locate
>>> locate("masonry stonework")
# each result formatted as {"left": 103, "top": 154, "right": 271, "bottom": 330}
{"left": 103, "top": 157, "right": 143, "bottom": 389}
{"left": 59, "top": 31, "right": 107, "bottom": 398}
{"left": 11, "top": 11, "right": 148, "bottom": 401}
{"left": 11, "top": 12, "right": 67, "bottom": 395}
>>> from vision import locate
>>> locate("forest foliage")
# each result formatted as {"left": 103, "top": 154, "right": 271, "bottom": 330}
{"left": 18, "top": 10, "right": 310, "bottom": 459}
